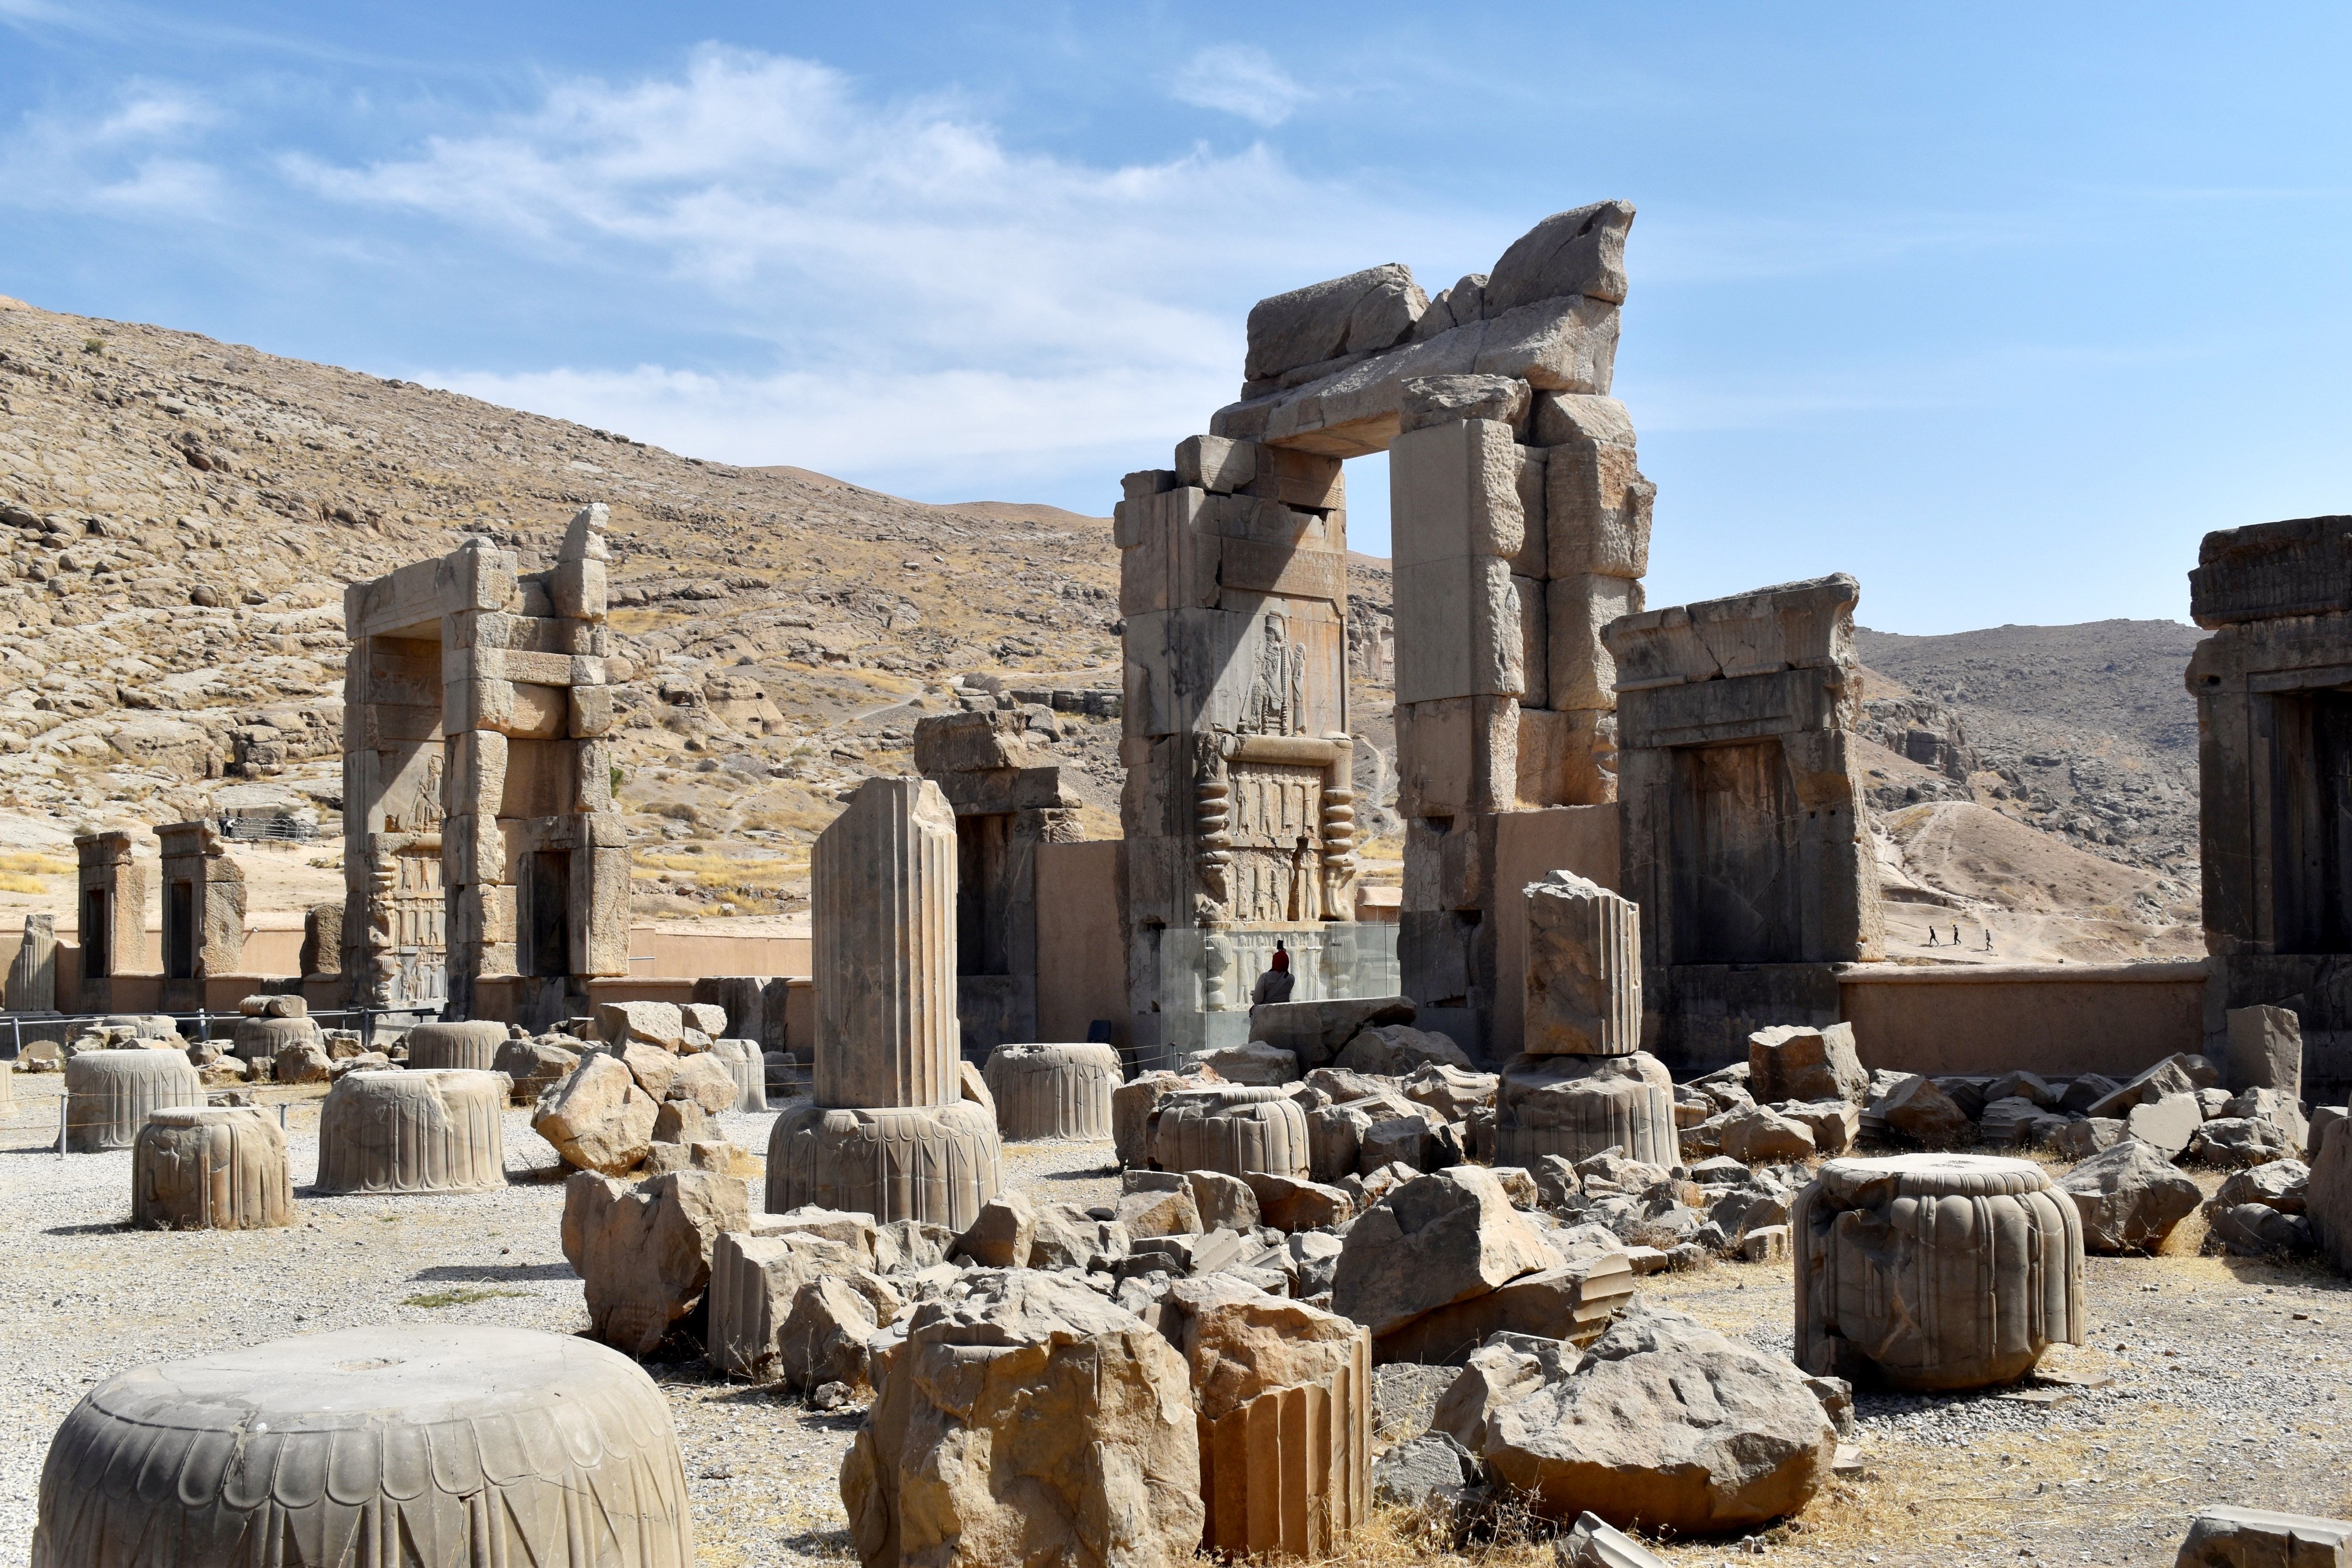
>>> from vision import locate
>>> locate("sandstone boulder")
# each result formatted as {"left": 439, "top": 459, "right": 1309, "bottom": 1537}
{"left": 1189, "top": 1039, "right": 1299, "bottom": 1087}
{"left": 1748, "top": 1024, "right": 1868, "bottom": 1106}
{"left": 1333, "top": 1167, "right": 1559, "bottom": 1339}
{"left": 533, "top": 1052, "right": 658, "bottom": 1175}
{"left": 1480, "top": 1306, "right": 1835, "bottom": 1531}
{"left": 1875, "top": 1075, "right": 1971, "bottom": 1147}
{"left": 1718, "top": 1103, "right": 1816, "bottom": 1164}
{"left": 2056, "top": 1137, "right": 2201, "bottom": 1252}
{"left": 1337, "top": 1024, "right": 1473, "bottom": 1076}
{"left": 561, "top": 1168, "right": 748, "bottom": 1355}
{"left": 841, "top": 1270, "right": 1203, "bottom": 1568}
{"left": 952, "top": 1192, "right": 1037, "bottom": 1268}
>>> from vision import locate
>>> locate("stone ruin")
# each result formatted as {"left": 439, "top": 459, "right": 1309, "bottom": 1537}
{"left": 764, "top": 777, "right": 1005, "bottom": 1229}
{"left": 910, "top": 708, "right": 1082, "bottom": 1055}
{"left": 72, "top": 826, "right": 144, "bottom": 1013}
{"left": 1606, "top": 574, "right": 1882, "bottom": 1069}
{"left": 2189, "top": 514, "right": 2352, "bottom": 1101}
{"left": 340, "top": 504, "right": 627, "bottom": 1029}
{"left": 154, "top": 819, "right": 246, "bottom": 1013}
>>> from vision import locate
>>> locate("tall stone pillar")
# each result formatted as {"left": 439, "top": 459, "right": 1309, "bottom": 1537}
{"left": 75, "top": 828, "right": 148, "bottom": 1011}
{"left": 156, "top": 820, "right": 247, "bottom": 1011}
{"left": 813, "top": 777, "right": 960, "bottom": 1110}
{"left": 9, "top": 912, "right": 56, "bottom": 1013}
{"left": 766, "top": 776, "right": 1006, "bottom": 1228}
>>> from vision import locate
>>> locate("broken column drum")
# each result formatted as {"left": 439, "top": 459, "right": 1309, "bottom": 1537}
{"left": 31, "top": 1324, "right": 693, "bottom": 1568}
{"left": 9, "top": 910, "right": 56, "bottom": 1011}
{"left": 233, "top": 1005, "right": 318, "bottom": 1064}
{"left": 766, "top": 777, "right": 1005, "bottom": 1230}
{"left": 315, "top": 1068, "right": 507, "bottom": 1195}
{"left": 912, "top": 710, "right": 1084, "bottom": 1056}
{"left": 404, "top": 1019, "right": 509, "bottom": 1071}
{"left": 708, "top": 1037, "right": 769, "bottom": 1112}
{"left": 2187, "top": 514, "right": 2352, "bottom": 1101}
{"left": 1605, "top": 574, "right": 1885, "bottom": 1071}
{"left": 155, "top": 820, "right": 247, "bottom": 1014}
{"left": 1793, "top": 1153, "right": 2084, "bottom": 1391}
{"left": 63, "top": 1049, "right": 202, "bottom": 1153}
{"left": 342, "top": 507, "right": 631, "bottom": 1028}
{"left": 132, "top": 1106, "right": 294, "bottom": 1231}
{"left": 983, "top": 1041, "right": 1122, "bottom": 1140}
{"left": 1150, "top": 1085, "right": 1312, "bottom": 1180}
{"left": 1493, "top": 1051, "right": 1677, "bottom": 1168}
{"left": 1118, "top": 202, "right": 1655, "bottom": 1060}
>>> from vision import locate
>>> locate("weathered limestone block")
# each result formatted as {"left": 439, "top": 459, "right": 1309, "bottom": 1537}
{"left": 63, "top": 1049, "right": 202, "bottom": 1152}
{"left": 953, "top": 1192, "right": 1037, "bottom": 1268}
{"left": 1308, "top": 1102, "right": 1372, "bottom": 1183}
{"left": 706, "top": 1227, "right": 893, "bottom": 1383}
{"left": 1333, "top": 1167, "right": 1559, "bottom": 1339}
{"left": 534, "top": 1052, "right": 659, "bottom": 1174}
{"left": 1152, "top": 1276, "right": 1372, "bottom": 1558}
{"left": 2177, "top": 1507, "right": 2352, "bottom": 1568}
{"left": 132, "top": 1106, "right": 293, "bottom": 1231}
{"left": 2055, "top": 1139, "right": 2203, "bottom": 1253}
{"left": 1243, "top": 262, "right": 1427, "bottom": 384}
{"left": 765, "top": 1100, "right": 1003, "bottom": 1231}
{"left": 814, "top": 778, "right": 960, "bottom": 1111}
{"left": 1794, "top": 1154, "right": 2084, "bottom": 1391}
{"left": 1748, "top": 1022, "right": 1868, "bottom": 1104}
{"left": 1335, "top": 1024, "right": 1473, "bottom": 1075}
{"left": 1494, "top": 1052, "right": 1676, "bottom": 1168}
{"left": 1718, "top": 1103, "right": 1817, "bottom": 1164}
{"left": 274, "top": 1038, "right": 333, "bottom": 1085}
{"left": 1115, "top": 1179, "right": 1203, "bottom": 1238}
{"left": 30, "top": 1324, "right": 693, "bottom": 1568}
{"left": 317, "top": 1069, "right": 507, "bottom": 1195}
{"left": 708, "top": 1037, "right": 769, "bottom": 1112}
{"left": 598, "top": 1001, "right": 685, "bottom": 1051}
{"left": 983, "top": 1041, "right": 1121, "bottom": 1140}
{"left": 562, "top": 1168, "right": 748, "bottom": 1357}
{"left": 1243, "top": 1171, "right": 1354, "bottom": 1233}
{"left": 777, "top": 1276, "right": 890, "bottom": 1391}
{"left": 615, "top": 1041, "right": 681, "bottom": 1102}
{"left": 841, "top": 1270, "right": 1203, "bottom": 1568}
{"left": 2226, "top": 1005, "right": 2304, "bottom": 1098}
{"left": 669, "top": 1053, "right": 740, "bottom": 1116}
{"left": 1480, "top": 1305, "right": 1836, "bottom": 1532}
{"left": 1875, "top": 1073, "right": 1973, "bottom": 1146}
{"left": 2129, "top": 1091, "right": 2206, "bottom": 1157}
{"left": 1150, "top": 1086, "right": 1312, "bottom": 1180}
{"left": 404, "top": 1019, "right": 509, "bottom": 1071}
{"left": 497, "top": 1037, "right": 581, "bottom": 1103}
{"left": 1523, "top": 871, "right": 1640, "bottom": 1057}
{"left": 1377, "top": 1253, "right": 1636, "bottom": 1366}
{"left": 1248, "top": 996, "right": 1416, "bottom": 1072}
{"left": 1189, "top": 1039, "right": 1299, "bottom": 1087}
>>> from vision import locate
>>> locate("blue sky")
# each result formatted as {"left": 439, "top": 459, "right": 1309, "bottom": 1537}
{"left": 2, "top": 3, "right": 2347, "bottom": 634}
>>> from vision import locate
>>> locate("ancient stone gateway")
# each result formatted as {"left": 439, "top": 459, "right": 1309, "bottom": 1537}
{"left": 72, "top": 828, "right": 144, "bottom": 1013}
{"left": 910, "top": 709, "right": 1082, "bottom": 1055}
{"left": 1605, "top": 576, "right": 1883, "bottom": 1069}
{"left": 1119, "top": 202, "right": 1648, "bottom": 1063}
{"left": 154, "top": 820, "right": 246, "bottom": 1013}
{"left": 341, "top": 507, "right": 626, "bottom": 1029}
{"left": 2188, "top": 515, "right": 2352, "bottom": 1099}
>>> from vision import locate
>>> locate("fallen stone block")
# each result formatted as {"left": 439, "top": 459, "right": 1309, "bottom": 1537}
{"left": 2176, "top": 1505, "right": 2352, "bottom": 1568}
{"left": 2129, "top": 1092, "right": 2206, "bottom": 1158}
{"left": 1242, "top": 1171, "right": 1352, "bottom": 1232}
{"left": 597, "top": 1000, "right": 684, "bottom": 1052}
{"left": 2207, "top": 1200, "right": 2312, "bottom": 1259}
{"left": 1376, "top": 1254, "right": 1635, "bottom": 1365}
{"left": 841, "top": 1271, "right": 1203, "bottom": 1568}
{"left": 1480, "top": 1304, "right": 1836, "bottom": 1531}
{"left": 1333, "top": 1166, "right": 1559, "bottom": 1339}
{"left": 533, "top": 1052, "right": 658, "bottom": 1175}
{"left": 1748, "top": 1023, "right": 1868, "bottom": 1105}
{"left": 562, "top": 1168, "right": 748, "bottom": 1356}
{"left": 1185, "top": 1169, "right": 1260, "bottom": 1231}
{"left": 2049, "top": 1117, "right": 2126, "bottom": 1159}
{"left": 952, "top": 1192, "right": 1036, "bottom": 1268}
{"left": 2189, "top": 1115, "right": 2297, "bottom": 1168}
{"left": 1373, "top": 1431, "right": 1481, "bottom": 1513}
{"left": 2217, "top": 1159, "right": 2309, "bottom": 1213}
{"left": 1336, "top": 1024, "right": 1473, "bottom": 1076}
{"left": 1188, "top": 1038, "right": 1299, "bottom": 1087}
{"left": 1249, "top": 995, "right": 1416, "bottom": 1072}
{"left": 1874, "top": 1075, "right": 1971, "bottom": 1147}
{"left": 1718, "top": 1103, "right": 1816, "bottom": 1164}
{"left": 2059, "top": 1138, "right": 2203, "bottom": 1253}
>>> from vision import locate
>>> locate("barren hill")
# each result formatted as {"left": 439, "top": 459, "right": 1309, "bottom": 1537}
{"left": 0, "top": 291, "right": 2203, "bottom": 961}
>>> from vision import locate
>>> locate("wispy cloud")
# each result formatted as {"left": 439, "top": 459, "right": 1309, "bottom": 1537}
{"left": 1169, "top": 44, "right": 1307, "bottom": 128}
{"left": 0, "top": 81, "right": 227, "bottom": 217}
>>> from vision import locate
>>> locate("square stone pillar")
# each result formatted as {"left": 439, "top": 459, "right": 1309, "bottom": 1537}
{"left": 154, "top": 821, "right": 247, "bottom": 1013}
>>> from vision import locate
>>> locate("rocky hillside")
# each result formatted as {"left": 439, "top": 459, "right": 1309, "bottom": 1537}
{"left": 1855, "top": 621, "right": 2203, "bottom": 879}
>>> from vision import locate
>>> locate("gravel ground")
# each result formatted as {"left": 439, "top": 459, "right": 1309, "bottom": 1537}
{"left": 3, "top": 1071, "right": 2343, "bottom": 1567}
{"left": 0, "top": 1073, "right": 1118, "bottom": 1568}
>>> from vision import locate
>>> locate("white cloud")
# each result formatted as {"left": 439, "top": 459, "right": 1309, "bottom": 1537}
{"left": 0, "top": 83, "right": 225, "bottom": 217}
{"left": 287, "top": 45, "right": 1453, "bottom": 488}
{"left": 1169, "top": 44, "right": 1307, "bottom": 128}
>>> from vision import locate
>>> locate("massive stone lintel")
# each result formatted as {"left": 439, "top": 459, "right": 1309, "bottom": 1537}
{"left": 2187, "top": 515, "right": 2352, "bottom": 1099}
{"left": 1606, "top": 573, "right": 1882, "bottom": 1071}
